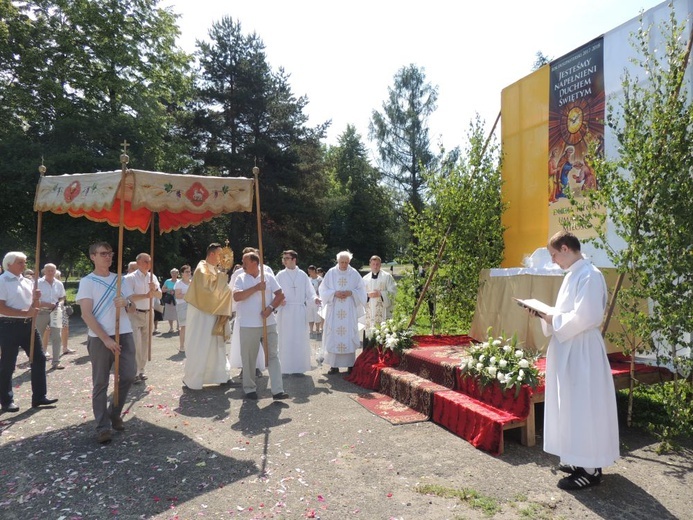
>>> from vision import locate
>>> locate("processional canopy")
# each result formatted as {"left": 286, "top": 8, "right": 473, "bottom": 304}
{"left": 34, "top": 169, "right": 254, "bottom": 233}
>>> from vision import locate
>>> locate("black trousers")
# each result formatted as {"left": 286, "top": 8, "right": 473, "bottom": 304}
{"left": 0, "top": 320, "right": 48, "bottom": 407}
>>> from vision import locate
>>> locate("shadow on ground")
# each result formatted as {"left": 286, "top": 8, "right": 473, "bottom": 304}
{"left": 0, "top": 417, "right": 255, "bottom": 519}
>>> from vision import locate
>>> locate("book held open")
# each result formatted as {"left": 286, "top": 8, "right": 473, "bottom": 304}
{"left": 513, "top": 297, "right": 555, "bottom": 316}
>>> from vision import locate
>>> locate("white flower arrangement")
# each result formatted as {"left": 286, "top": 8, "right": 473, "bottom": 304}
{"left": 460, "top": 328, "right": 541, "bottom": 396}
{"left": 364, "top": 318, "right": 415, "bottom": 354}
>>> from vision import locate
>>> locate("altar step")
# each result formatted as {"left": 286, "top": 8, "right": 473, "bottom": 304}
{"left": 349, "top": 337, "right": 674, "bottom": 455}
{"left": 352, "top": 339, "right": 540, "bottom": 456}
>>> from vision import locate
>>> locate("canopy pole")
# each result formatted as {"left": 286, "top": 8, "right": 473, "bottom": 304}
{"left": 114, "top": 142, "right": 129, "bottom": 407}
{"left": 253, "top": 166, "right": 269, "bottom": 366}
{"left": 29, "top": 163, "right": 47, "bottom": 363}
{"left": 148, "top": 213, "right": 155, "bottom": 362}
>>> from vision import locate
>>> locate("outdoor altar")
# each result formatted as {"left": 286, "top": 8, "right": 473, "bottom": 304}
{"left": 347, "top": 327, "right": 545, "bottom": 455}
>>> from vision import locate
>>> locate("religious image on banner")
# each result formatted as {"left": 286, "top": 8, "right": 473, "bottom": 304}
{"left": 548, "top": 37, "right": 605, "bottom": 240}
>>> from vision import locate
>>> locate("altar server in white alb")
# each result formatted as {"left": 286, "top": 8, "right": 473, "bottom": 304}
{"left": 319, "top": 251, "right": 367, "bottom": 375}
{"left": 535, "top": 231, "right": 619, "bottom": 490}
{"left": 275, "top": 250, "right": 319, "bottom": 374}
{"left": 362, "top": 255, "right": 397, "bottom": 330}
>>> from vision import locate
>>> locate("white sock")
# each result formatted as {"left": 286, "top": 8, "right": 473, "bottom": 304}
{"left": 583, "top": 467, "right": 597, "bottom": 475}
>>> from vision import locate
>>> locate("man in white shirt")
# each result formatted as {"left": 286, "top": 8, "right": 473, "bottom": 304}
{"left": 36, "top": 263, "right": 66, "bottom": 369}
{"left": 0, "top": 252, "right": 58, "bottom": 413}
{"left": 233, "top": 252, "right": 286, "bottom": 400}
{"left": 362, "top": 255, "right": 397, "bottom": 331}
{"left": 276, "top": 250, "right": 319, "bottom": 374}
{"left": 77, "top": 242, "right": 136, "bottom": 444}
{"left": 123, "top": 253, "right": 161, "bottom": 383}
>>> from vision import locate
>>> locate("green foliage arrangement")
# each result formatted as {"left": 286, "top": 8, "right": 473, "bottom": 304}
{"left": 406, "top": 115, "right": 505, "bottom": 333}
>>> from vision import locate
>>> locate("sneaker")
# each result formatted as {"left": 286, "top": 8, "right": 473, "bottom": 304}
{"left": 328, "top": 367, "right": 339, "bottom": 375}
{"left": 255, "top": 368, "right": 263, "bottom": 378}
{"left": 133, "top": 374, "right": 143, "bottom": 384}
{"left": 61, "top": 349, "right": 76, "bottom": 355}
{"left": 557, "top": 468, "right": 602, "bottom": 490}
{"left": 558, "top": 463, "right": 578, "bottom": 474}
{"left": 139, "top": 373, "right": 148, "bottom": 380}
{"left": 272, "top": 392, "right": 290, "bottom": 400}
{"left": 97, "top": 430, "right": 112, "bottom": 444}
{"left": 52, "top": 363, "right": 65, "bottom": 370}
{"left": 244, "top": 391, "right": 258, "bottom": 400}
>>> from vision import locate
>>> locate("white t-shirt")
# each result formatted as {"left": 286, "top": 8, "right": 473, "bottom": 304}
{"left": 174, "top": 279, "right": 190, "bottom": 301}
{"left": 233, "top": 271, "right": 281, "bottom": 327}
{"left": 76, "top": 272, "right": 133, "bottom": 337}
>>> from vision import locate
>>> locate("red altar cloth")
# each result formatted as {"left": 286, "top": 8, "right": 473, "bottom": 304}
{"left": 454, "top": 373, "right": 543, "bottom": 419}
{"left": 412, "top": 335, "right": 476, "bottom": 347}
{"left": 427, "top": 372, "right": 545, "bottom": 455}
{"left": 345, "top": 347, "right": 401, "bottom": 390}
{"left": 433, "top": 390, "right": 524, "bottom": 455}
{"left": 399, "top": 345, "right": 470, "bottom": 389}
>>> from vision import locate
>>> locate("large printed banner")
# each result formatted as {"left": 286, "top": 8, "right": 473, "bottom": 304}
{"left": 548, "top": 37, "right": 605, "bottom": 239}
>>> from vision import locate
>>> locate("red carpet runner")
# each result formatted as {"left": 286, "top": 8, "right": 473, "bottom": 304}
{"left": 350, "top": 392, "right": 429, "bottom": 425}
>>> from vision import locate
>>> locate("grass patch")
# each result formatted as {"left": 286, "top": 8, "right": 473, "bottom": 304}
{"left": 517, "top": 502, "right": 553, "bottom": 519}
{"left": 415, "top": 484, "right": 501, "bottom": 516}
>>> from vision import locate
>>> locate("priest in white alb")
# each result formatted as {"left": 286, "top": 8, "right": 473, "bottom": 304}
{"left": 275, "top": 250, "right": 319, "bottom": 374}
{"left": 183, "top": 243, "right": 233, "bottom": 390}
{"left": 362, "top": 255, "right": 397, "bottom": 331}
{"left": 529, "top": 231, "right": 619, "bottom": 491}
{"left": 319, "top": 251, "right": 367, "bottom": 375}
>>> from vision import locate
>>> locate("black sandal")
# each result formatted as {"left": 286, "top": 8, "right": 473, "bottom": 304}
{"left": 557, "top": 468, "right": 602, "bottom": 490}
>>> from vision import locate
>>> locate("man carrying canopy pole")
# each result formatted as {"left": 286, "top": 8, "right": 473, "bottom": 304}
{"left": 76, "top": 242, "right": 136, "bottom": 444}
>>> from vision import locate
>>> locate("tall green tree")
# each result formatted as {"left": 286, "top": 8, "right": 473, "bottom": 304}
{"left": 190, "top": 16, "right": 330, "bottom": 265}
{"left": 577, "top": 6, "right": 693, "bottom": 448}
{"left": 369, "top": 64, "right": 437, "bottom": 220}
{"left": 407, "top": 115, "right": 505, "bottom": 332}
{"left": 0, "top": 0, "right": 193, "bottom": 267}
{"left": 323, "top": 125, "right": 397, "bottom": 266}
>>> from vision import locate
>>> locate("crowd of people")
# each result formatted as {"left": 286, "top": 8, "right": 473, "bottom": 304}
{"left": 0, "top": 232, "right": 621, "bottom": 491}
{"left": 0, "top": 245, "right": 398, "bottom": 445}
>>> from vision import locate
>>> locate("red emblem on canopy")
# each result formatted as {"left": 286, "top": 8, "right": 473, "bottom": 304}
{"left": 186, "top": 181, "right": 209, "bottom": 207}
{"left": 64, "top": 180, "right": 81, "bottom": 203}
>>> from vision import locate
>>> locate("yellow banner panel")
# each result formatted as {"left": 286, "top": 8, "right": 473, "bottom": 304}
{"left": 501, "top": 66, "right": 550, "bottom": 267}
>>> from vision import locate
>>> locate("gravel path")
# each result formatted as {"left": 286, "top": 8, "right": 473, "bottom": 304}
{"left": 0, "top": 318, "right": 690, "bottom": 519}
